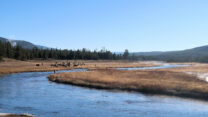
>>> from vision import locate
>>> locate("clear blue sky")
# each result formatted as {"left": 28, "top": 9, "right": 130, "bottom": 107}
{"left": 1, "top": 0, "right": 208, "bottom": 52}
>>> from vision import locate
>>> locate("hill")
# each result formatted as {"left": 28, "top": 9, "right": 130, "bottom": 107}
{"left": 133, "top": 51, "right": 164, "bottom": 56}
{"left": 133, "top": 45, "right": 208, "bottom": 62}
{"left": 0, "top": 37, "right": 49, "bottom": 49}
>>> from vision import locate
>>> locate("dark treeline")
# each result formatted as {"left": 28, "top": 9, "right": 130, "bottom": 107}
{"left": 3, "top": 39, "right": 207, "bottom": 63}
{"left": 0, "top": 41, "right": 124, "bottom": 61}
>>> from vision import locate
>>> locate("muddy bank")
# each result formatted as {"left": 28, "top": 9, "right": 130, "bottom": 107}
{"left": 49, "top": 69, "right": 208, "bottom": 101}
{"left": 0, "top": 113, "right": 34, "bottom": 117}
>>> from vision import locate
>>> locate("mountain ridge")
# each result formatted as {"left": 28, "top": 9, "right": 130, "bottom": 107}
{"left": 132, "top": 45, "right": 208, "bottom": 62}
{"left": 0, "top": 37, "right": 49, "bottom": 49}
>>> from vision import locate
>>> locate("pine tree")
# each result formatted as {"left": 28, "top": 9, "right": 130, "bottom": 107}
{"left": 15, "top": 46, "right": 22, "bottom": 60}
{"left": 0, "top": 40, "right": 123, "bottom": 61}
{"left": 123, "top": 49, "right": 129, "bottom": 59}
{"left": 0, "top": 41, "right": 3, "bottom": 60}
{"left": 6, "top": 42, "right": 14, "bottom": 58}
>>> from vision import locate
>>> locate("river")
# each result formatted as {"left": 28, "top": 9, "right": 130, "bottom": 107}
{"left": 1, "top": 65, "right": 208, "bottom": 117}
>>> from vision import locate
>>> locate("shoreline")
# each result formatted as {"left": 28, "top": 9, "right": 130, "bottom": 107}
{"left": 0, "top": 113, "right": 34, "bottom": 117}
{"left": 0, "top": 68, "right": 73, "bottom": 77}
{"left": 48, "top": 69, "right": 208, "bottom": 101}
{"left": 49, "top": 79, "right": 208, "bottom": 101}
{"left": 0, "top": 59, "right": 156, "bottom": 77}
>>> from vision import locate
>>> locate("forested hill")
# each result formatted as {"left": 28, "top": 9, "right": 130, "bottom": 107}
{"left": 0, "top": 39, "right": 123, "bottom": 61}
{"left": 0, "top": 37, "right": 49, "bottom": 49}
{"left": 133, "top": 45, "right": 208, "bottom": 62}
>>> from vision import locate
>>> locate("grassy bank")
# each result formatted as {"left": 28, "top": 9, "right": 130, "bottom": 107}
{"left": 49, "top": 69, "right": 208, "bottom": 100}
{"left": 0, "top": 58, "right": 155, "bottom": 76}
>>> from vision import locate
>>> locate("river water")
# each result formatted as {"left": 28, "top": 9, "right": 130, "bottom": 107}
{"left": 1, "top": 66, "right": 208, "bottom": 117}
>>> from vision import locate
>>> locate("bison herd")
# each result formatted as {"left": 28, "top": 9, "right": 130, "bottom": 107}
{"left": 35, "top": 61, "right": 85, "bottom": 68}
{"left": 50, "top": 61, "right": 85, "bottom": 67}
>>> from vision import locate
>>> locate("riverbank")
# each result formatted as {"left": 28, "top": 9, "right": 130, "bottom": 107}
{"left": 0, "top": 113, "right": 34, "bottom": 117}
{"left": 3, "top": 58, "right": 208, "bottom": 100}
{"left": 158, "top": 63, "right": 208, "bottom": 81}
{"left": 49, "top": 69, "right": 208, "bottom": 100}
{"left": 0, "top": 58, "right": 155, "bottom": 76}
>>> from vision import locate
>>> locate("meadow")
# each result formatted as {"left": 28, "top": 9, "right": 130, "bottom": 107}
{"left": 49, "top": 63, "right": 208, "bottom": 100}
{"left": 0, "top": 58, "right": 154, "bottom": 76}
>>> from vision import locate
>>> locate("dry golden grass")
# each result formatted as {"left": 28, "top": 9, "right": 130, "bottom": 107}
{"left": 162, "top": 63, "right": 208, "bottom": 73}
{"left": 0, "top": 58, "right": 70, "bottom": 75}
{"left": 0, "top": 58, "right": 154, "bottom": 76}
{"left": 79, "top": 60, "right": 156, "bottom": 70}
{"left": 49, "top": 69, "right": 208, "bottom": 100}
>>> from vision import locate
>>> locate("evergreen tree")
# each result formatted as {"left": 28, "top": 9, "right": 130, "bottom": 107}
{"left": 0, "top": 41, "right": 3, "bottom": 60}
{"left": 123, "top": 49, "right": 129, "bottom": 59}
{"left": 0, "top": 40, "right": 123, "bottom": 61}
{"left": 15, "top": 46, "right": 22, "bottom": 60}
{"left": 6, "top": 42, "right": 14, "bottom": 58}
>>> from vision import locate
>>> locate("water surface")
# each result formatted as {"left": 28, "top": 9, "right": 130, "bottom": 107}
{"left": 0, "top": 66, "right": 208, "bottom": 117}
{"left": 117, "top": 64, "right": 189, "bottom": 70}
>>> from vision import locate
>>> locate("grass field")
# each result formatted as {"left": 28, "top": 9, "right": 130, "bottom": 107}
{"left": 49, "top": 68, "right": 208, "bottom": 100}
{"left": 0, "top": 58, "right": 155, "bottom": 76}
{"left": 158, "top": 62, "right": 208, "bottom": 81}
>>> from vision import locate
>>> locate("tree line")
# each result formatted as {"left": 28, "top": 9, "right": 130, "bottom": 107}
{"left": 0, "top": 41, "right": 130, "bottom": 61}
{"left": 2, "top": 39, "right": 208, "bottom": 63}
{"left": 1, "top": 40, "right": 208, "bottom": 63}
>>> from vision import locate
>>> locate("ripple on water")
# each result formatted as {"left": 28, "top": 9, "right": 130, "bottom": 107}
{"left": 14, "top": 106, "right": 38, "bottom": 111}
{"left": 125, "top": 100, "right": 152, "bottom": 104}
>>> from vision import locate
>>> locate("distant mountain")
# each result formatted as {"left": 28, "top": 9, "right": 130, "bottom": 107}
{"left": 0, "top": 37, "right": 50, "bottom": 49}
{"left": 161, "top": 46, "right": 208, "bottom": 57}
{"left": 133, "top": 51, "right": 164, "bottom": 56}
{"left": 133, "top": 45, "right": 208, "bottom": 62}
